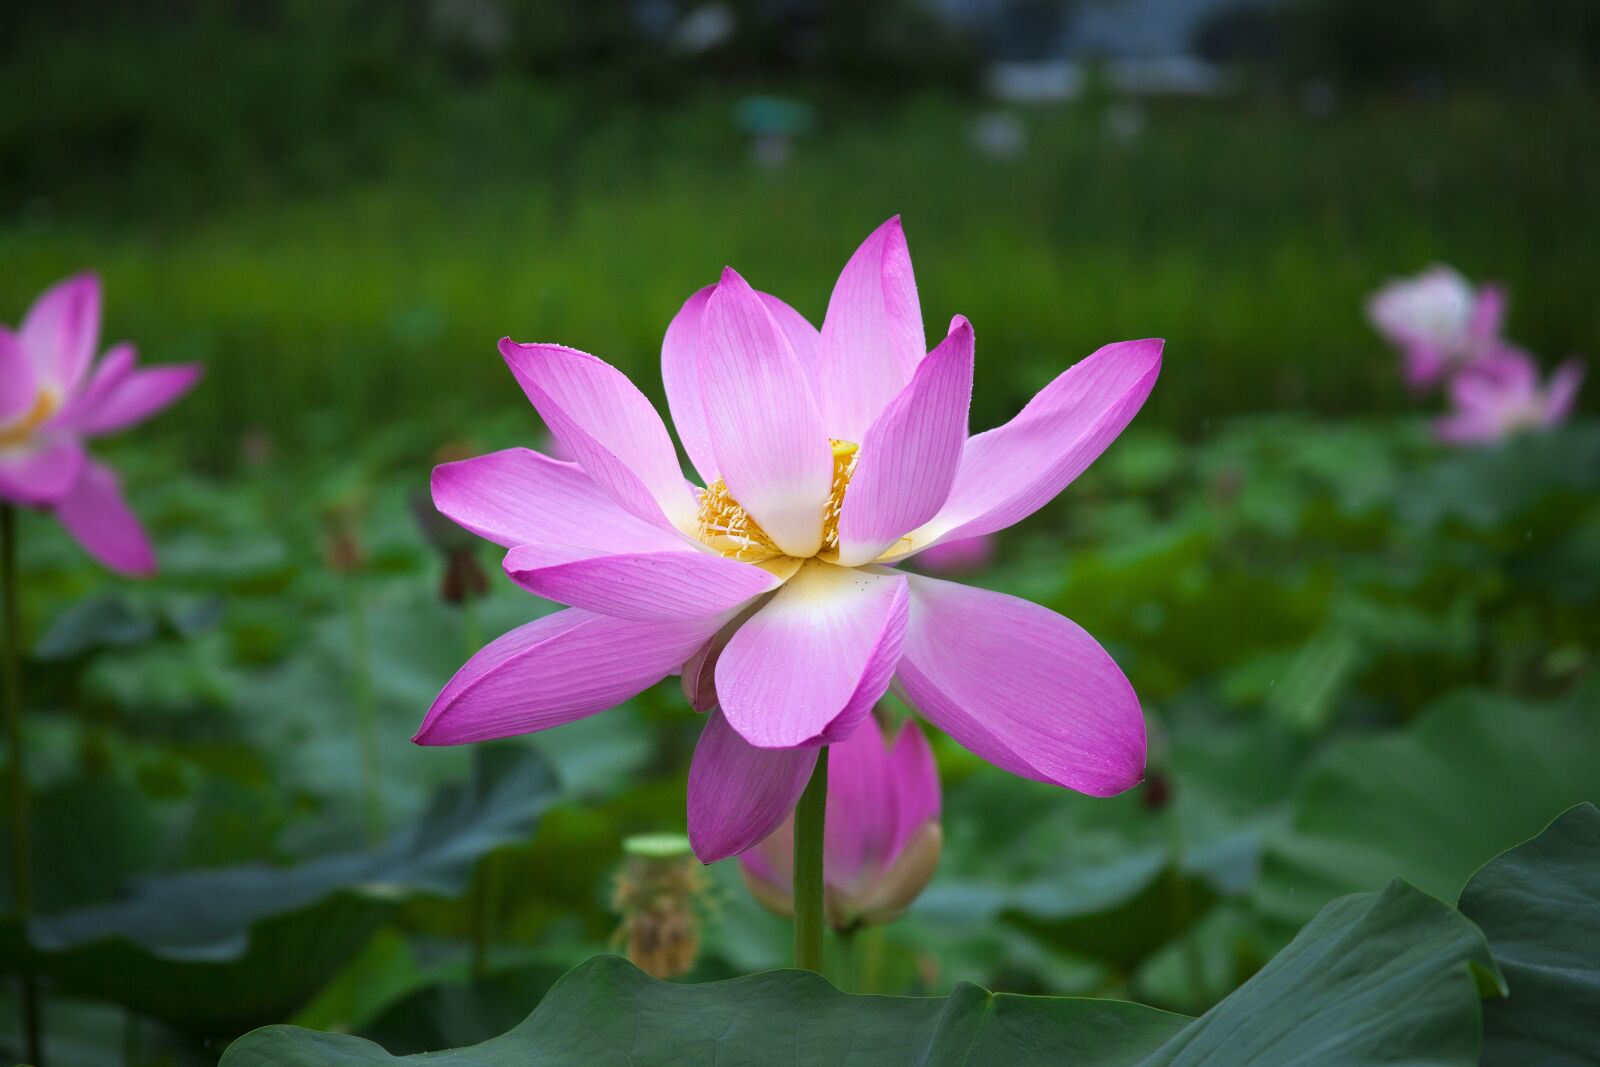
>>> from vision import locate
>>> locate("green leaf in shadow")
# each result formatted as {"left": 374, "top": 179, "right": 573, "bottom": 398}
{"left": 1458, "top": 802, "right": 1600, "bottom": 1067}
{"left": 21, "top": 745, "right": 557, "bottom": 1035}
{"left": 221, "top": 879, "right": 1495, "bottom": 1066}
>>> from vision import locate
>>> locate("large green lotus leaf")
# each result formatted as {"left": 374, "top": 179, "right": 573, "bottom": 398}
{"left": 22, "top": 745, "right": 558, "bottom": 1035}
{"left": 1135, "top": 879, "right": 1499, "bottom": 1066}
{"left": 358, "top": 959, "right": 573, "bottom": 1055}
{"left": 221, "top": 880, "right": 1494, "bottom": 1066}
{"left": 1255, "top": 689, "right": 1600, "bottom": 927}
{"left": 221, "top": 955, "right": 1185, "bottom": 1066}
{"left": 1458, "top": 803, "right": 1600, "bottom": 1067}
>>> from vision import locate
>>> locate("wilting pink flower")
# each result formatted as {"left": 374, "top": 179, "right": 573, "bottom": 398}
{"left": 1434, "top": 348, "right": 1583, "bottom": 445}
{"left": 911, "top": 532, "right": 994, "bottom": 575}
{"left": 414, "top": 217, "right": 1158, "bottom": 862}
{"left": 740, "top": 715, "right": 941, "bottom": 931}
{"left": 1367, "top": 266, "right": 1505, "bottom": 388}
{"left": 0, "top": 274, "right": 200, "bottom": 574}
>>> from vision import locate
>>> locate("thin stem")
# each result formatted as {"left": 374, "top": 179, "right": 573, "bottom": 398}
{"left": 1164, "top": 791, "right": 1204, "bottom": 1012}
{"left": 122, "top": 1008, "right": 142, "bottom": 1066}
{"left": 461, "top": 596, "right": 482, "bottom": 659}
{"left": 859, "top": 924, "right": 886, "bottom": 995}
{"left": 346, "top": 576, "right": 384, "bottom": 845}
{"left": 835, "top": 927, "right": 857, "bottom": 992}
{"left": 463, "top": 596, "right": 492, "bottom": 982}
{"left": 469, "top": 856, "right": 496, "bottom": 983}
{"left": 2, "top": 506, "right": 42, "bottom": 1065}
{"left": 792, "top": 745, "right": 829, "bottom": 973}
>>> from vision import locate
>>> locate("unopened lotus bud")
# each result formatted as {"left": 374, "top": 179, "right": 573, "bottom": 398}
{"left": 440, "top": 546, "right": 489, "bottom": 604}
{"left": 1141, "top": 769, "right": 1171, "bottom": 811}
{"left": 739, "top": 716, "right": 942, "bottom": 932}
{"left": 411, "top": 477, "right": 492, "bottom": 605}
{"left": 611, "top": 833, "right": 710, "bottom": 979}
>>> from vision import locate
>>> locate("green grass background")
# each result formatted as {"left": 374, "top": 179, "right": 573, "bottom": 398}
{"left": 3, "top": 90, "right": 1595, "bottom": 466}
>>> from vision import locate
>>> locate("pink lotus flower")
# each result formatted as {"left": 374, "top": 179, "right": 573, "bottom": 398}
{"left": 1434, "top": 348, "right": 1583, "bottom": 445}
{"left": 414, "top": 217, "right": 1159, "bottom": 862}
{"left": 739, "top": 715, "right": 940, "bottom": 931}
{"left": 910, "top": 532, "right": 995, "bottom": 575}
{"left": 0, "top": 274, "right": 200, "bottom": 574}
{"left": 1367, "top": 265, "right": 1505, "bottom": 388}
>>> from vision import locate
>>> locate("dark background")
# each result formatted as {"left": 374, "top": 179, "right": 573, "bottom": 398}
{"left": 3, "top": 0, "right": 1596, "bottom": 463}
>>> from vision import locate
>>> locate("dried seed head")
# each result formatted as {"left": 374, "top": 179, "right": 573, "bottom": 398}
{"left": 610, "top": 834, "right": 711, "bottom": 979}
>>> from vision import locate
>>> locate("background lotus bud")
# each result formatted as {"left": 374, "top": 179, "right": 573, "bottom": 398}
{"left": 611, "top": 833, "right": 710, "bottom": 979}
{"left": 411, "top": 485, "right": 490, "bottom": 605}
{"left": 738, "top": 716, "right": 941, "bottom": 932}
{"left": 439, "top": 547, "right": 489, "bottom": 604}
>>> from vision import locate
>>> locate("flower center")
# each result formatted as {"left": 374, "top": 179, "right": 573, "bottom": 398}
{"left": 0, "top": 390, "right": 60, "bottom": 450}
{"left": 696, "top": 439, "right": 858, "bottom": 562}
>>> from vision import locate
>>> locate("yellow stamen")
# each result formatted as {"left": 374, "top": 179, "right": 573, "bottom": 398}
{"left": 820, "top": 439, "right": 858, "bottom": 553}
{"left": 694, "top": 438, "right": 861, "bottom": 561}
{"left": 696, "top": 478, "right": 781, "bottom": 562}
{"left": 0, "top": 390, "right": 60, "bottom": 450}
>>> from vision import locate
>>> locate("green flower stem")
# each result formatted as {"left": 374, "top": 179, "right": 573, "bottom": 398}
{"left": 792, "top": 746, "right": 829, "bottom": 973}
{"left": 461, "top": 596, "right": 482, "bottom": 659}
{"left": 2, "top": 506, "right": 41, "bottom": 1065}
{"left": 469, "top": 859, "right": 493, "bottom": 983}
{"left": 463, "top": 598, "right": 493, "bottom": 983}
{"left": 859, "top": 925, "right": 886, "bottom": 995}
{"left": 1165, "top": 791, "right": 1203, "bottom": 1012}
{"left": 835, "top": 927, "right": 857, "bottom": 992}
{"left": 346, "top": 577, "right": 384, "bottom": 846}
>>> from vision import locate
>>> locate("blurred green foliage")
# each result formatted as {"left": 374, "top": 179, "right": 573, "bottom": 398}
{"left": 0, "top": 408, "right": 1594, "bottom": 1061}
{"left": 1, "top": 5, "right": 1598, "bottom": 462}
{"left": 0, "top": 5, "right": 1596, "bottom": 1063}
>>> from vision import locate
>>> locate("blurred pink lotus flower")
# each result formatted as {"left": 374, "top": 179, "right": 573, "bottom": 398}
{"left": 1434, "top": 348, "right": 1583, "bottom": 445}
{"left": 739, "top": 715, "right": 940, "bottom": 931}
{"left": 911, "top": 532, "right": 995, "bottom": 575}
{"left": 1367, "top": 265, "right": 1505, "bottom": 388}
{"left": 0, "top": 274, "right": 200, "bottom": 574}
{"left": 414, "top": 216, "right": 1158, "bottom": 862}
